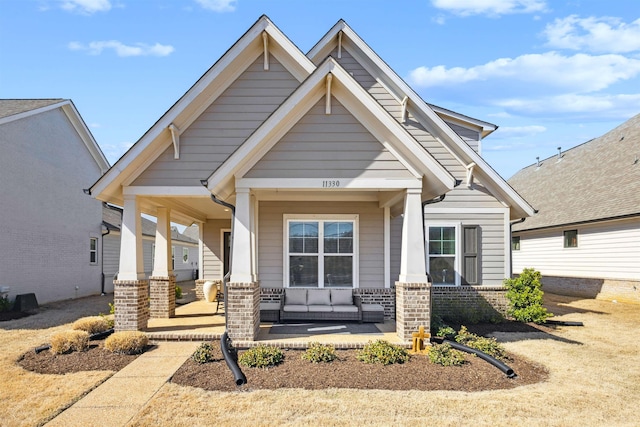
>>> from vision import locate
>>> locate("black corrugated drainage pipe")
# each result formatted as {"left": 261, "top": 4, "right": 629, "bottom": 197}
{"left": 431, "top": 336, "right": 516, "bottom": 378}
{"left": 206, "top": 190, "right": 247, "bottom": 386}
{"left": 546, "top": 320, "right": 584, "bottom": 327}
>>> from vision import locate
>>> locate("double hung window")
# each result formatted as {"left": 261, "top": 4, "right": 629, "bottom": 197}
{"left": 427, "top": 226, "right": 457, "bottom": 285}
{"left": 285, "top": 215, "right": 358, "bottom": 288}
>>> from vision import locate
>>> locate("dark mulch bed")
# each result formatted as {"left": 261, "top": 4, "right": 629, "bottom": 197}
{"left": 17, "top": 342, "right": 140, "bottom": 374}
{"left": 16, "top": 321, "right": 551, "bottom": 392}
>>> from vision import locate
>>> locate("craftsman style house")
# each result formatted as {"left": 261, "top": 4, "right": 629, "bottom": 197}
{"left": 509, "top": 114, "right": 640, "bottom": 304}
{"left": 90, "top": 16, "right": 534, "bottom": 340}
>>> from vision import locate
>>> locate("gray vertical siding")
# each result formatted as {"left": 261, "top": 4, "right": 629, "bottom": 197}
{"left": 132, "top": 56, "right": 299, "bottom": 186}
{"left": 258, "top": 201, "right": 385, "bottom": 289}
{"left": 245, "top": 97, "right": 414, "bottom": 179}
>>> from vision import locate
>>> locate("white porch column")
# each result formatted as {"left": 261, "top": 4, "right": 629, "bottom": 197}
{"left": 230, "top": 188, "right": 254, "bottom": 283}
{"left": 118, "top": 194, "right": 145, "bottom": 281}
{"left": 152, "top": 207, "right": 173, "bottom": 277}
{"left": 399, "top": 188, "right": 429, "bottom": 283}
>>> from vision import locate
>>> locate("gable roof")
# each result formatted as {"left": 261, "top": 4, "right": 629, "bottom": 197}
{"left": 89, "top": 15, "right": 315, "bottom": 203}
{"left": 308, "top": 20, "right": 534, "bottom": 219}
{"left": 0, "top": 99, "right": 110, "bottom": 174}
{"left": 509, "top": 113, "right": 640, "bottom": 232}
{"left": 207, "top": 56, "right": 456, "bottom": 199}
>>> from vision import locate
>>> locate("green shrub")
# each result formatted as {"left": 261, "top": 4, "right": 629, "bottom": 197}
{"left": 50, "top": 330, "right": 89, "bottom": 354}
{"left": 302, "top": 342, "right": 337, "bottom": 363}
{"left": 428, "top": 343, "right": 467, "bottom": 366}
{"left": 436, "top": 326, "right": 457, "bottom": 339}
{"left": 104, "top": 331, "right": 148, "bottom": 355}
{"left": 175, "top": 285, "right": 183, "bottom": 299}
{"left": 357, "top": 340, "right": 409, "bottom": 365}
{"left": 72, "top": 316, "right": 111, "bottom": 334}
{"left": 455, "top": 326, "right": 507, "bottom": 361}
{"left": 192, "top": 342, "right": 217, "bottom": 364}
{"left": 0, "top": 296, "right": 11, "bottom": 312}
{"left": 239, "top": 345, "right": 284, "bottom": 368}
{"left": 504, "top": 268, "right": 551, "bottom": 324}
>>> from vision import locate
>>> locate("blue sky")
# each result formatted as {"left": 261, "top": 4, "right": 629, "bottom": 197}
{"left": 2, "top": 0, "right": 639, "bottom": 179}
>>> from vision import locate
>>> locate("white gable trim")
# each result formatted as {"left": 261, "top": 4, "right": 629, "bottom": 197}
{"left": 308, "top": 21, "right": 535, "bottom": 218}
{"left": 206, "top": 58, "right": 455, "bottom": 198}
{"left": 90, "top": 15, "right": 315, "bottom": 201}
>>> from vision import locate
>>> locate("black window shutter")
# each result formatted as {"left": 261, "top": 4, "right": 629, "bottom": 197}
{"left": 462, "top": 226, "right": 479, "bottom": 285}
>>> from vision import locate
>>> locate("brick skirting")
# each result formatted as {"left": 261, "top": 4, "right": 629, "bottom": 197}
{"left": 113, "top": 280, "right": 149, "bottom": 331}
{"left": 226, "top": 281, "right": 260, "bottom": 340}
{"left": 149, "top": 275, "right": 176, "bottom": 318}
{"left": 395, "top": 282, "right": 431, "bottom": 342}
{"left": 431, "top": 285, "right": 508, "bottom": 323}
{"left": 541, "top": 276, "right": 640, "bottom": 304}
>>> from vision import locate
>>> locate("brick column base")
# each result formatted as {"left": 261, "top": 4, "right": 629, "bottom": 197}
{"left": 226, "top": 281, "right": 260, "bottom": 341}
{"left": 114, "top": 280, "right": 149, "bottom": 331}
{"left": 395, "top": 281, "right": 431, "bottom": 342}
{"left": 149, "top": 275, "right": 176, "bottom": 318}
{"left": 195, "top": 279, "right": 207, "bottom": 300}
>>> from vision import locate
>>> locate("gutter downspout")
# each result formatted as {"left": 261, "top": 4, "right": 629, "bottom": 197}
{"left": 509, "top": 218, "right": 526, "bottom": 278}
{"left": 101, "top": 202, "right": 123, "bottom": 295}
{"left": 202, "top": 184, "right": 247, "bottom": 386}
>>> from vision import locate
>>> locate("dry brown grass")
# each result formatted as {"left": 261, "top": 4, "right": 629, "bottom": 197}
{"left": 104, "top": 330, "right": 148, "bottom": 354}
{"left": 72, "top": 316, "right": 111, "bottom": 334}
{"left": 1, "top": 294, "right": 638, "bottom": 427}
{"left": 0, "top": 325, "right": 112, "bottom": 427}
{"left": 130, "top": 295, "right": 640, "bottom": 427}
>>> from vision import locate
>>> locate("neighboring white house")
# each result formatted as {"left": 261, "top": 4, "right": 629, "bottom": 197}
{"left": 509, "top": 113, "right": 640, "bottom": 304}
{"left": 0, "top": 99, "right": 110, "bottom": 304}
{"left": 89, "top": 16, "right": 534, "bottom": 339}
{"left": 101, "top": 203, "right": 199, "bottom": 293}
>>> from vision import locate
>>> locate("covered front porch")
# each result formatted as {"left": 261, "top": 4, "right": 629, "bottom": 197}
{"left": 143, "top": 296, "right": 404, "bottom": 348}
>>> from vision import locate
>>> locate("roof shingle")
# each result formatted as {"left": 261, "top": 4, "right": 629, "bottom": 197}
{"left": 509, "top": 113, "right": 640, "bottom": 231}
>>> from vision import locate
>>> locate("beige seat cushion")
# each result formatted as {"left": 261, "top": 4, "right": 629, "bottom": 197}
{"left": 361, "top": 304, "right": 384, "bottom": 312}
{"left": 332, "top": 305, "right": 358, "bottom": 313}
{"left": 285, "top": 289, "right": 307, "bottom": 305}
{"left": 307, "top": 289, "right": 331, "bottom": 305}
{"left": 307, "top": 305, "right": 333, "bottom": 312}
{"left": 283, "top": 304, "right": 308, "bottom": 312}
{"left": 330, "top": 289, "right": 353, "bottom": 305}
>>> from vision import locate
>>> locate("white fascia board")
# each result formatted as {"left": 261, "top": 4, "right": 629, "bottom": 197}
{"left": 237, "top": 177, "right": 422, "bottom": 190}
{"left": 307, "top": 20, "right": 347, "bottom": 63}
{"left": 123, "top": 186, "right": 211, "bottom": 197}
{"left": 90, "top": 16, "right": 314, "bottom": 201}
{"left": 0, "top": 100, "right": 68, "bottom": 126}
{"left": 429, "top": 104, "right": 497, "bottom": 138}
{"left": 310, "top": 22, "right": 534, "bottom": 217}
{"left": 61, "top": 102, "right": 110, "bottom": 173}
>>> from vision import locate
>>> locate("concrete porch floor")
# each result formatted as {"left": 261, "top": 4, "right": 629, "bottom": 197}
{"left": 145, "top": 299, "right": 404, "bottom": 348}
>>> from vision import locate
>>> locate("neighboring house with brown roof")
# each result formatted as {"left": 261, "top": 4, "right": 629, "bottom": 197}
{"left": 89, "top": 16, "right": 534, "bottom": 339}
{"left": 509, "top": 113, "right": 640, "bottom": 303}
{"left": 0, "top": 99, "right": 110, "bottom": 304}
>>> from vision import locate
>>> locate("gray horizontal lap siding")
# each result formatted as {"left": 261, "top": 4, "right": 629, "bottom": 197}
{"left": 132, "top": 57, "right": 299, "bottom": 187}
{"left": 447, "top": 122, "right": 480, "bottom": 152}
{"left": 258, "top": 201, "right": 385, "bottom": 289}
{"left": 244, "top": 97, "right": 414, "bottom": 179}
{"left": 425, "top": 211, "right": 506, "bottom": 285}
{"left": 202, "top": 219, "right": 230, "bottom": 281}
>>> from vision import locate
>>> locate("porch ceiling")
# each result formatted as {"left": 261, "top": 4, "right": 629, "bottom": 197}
{"left": 140, "top": 195, "right": 232, "bottom": 225}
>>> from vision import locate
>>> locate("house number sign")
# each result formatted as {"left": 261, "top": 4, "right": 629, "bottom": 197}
{"left": 322, "top": 180, "right": 340, "bottom": 188}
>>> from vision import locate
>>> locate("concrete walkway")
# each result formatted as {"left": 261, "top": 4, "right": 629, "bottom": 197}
{"left": 46, "top": 341, "right": 199, "bottom": 427}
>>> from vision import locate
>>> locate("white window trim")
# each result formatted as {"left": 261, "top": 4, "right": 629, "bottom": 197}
{"left": 283, "top": 214, "right": 359, "bottom": 288}
{"left": 426, "top": 222, "right": 462, "bottom": 286}
{"left": 89, "top": 237, "right": 98, "bottom": 265}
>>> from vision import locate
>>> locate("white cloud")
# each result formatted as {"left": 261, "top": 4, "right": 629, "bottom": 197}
{"left": 69, "top": 40, "right": 174, "bottom": 57}
{"left": 409, "top": 52, "right": 640, "bottom": 93}
{"left": 495, "top": 93, "right": 640, "bottom": 117}
{"left": 59, "top": 0, "right": 111, "bottom": 14}
{"left": 194, "top": 0, "right": 236, "bottom": 12}
{"left": 431, "top": 0, "right": 546, "bottom": 17}
{"left": 543, "top": 15, "right": 640, "bottom": 53}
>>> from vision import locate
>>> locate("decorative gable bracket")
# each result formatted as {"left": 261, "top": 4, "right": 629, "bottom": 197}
{"left": 168, "top": 123, "right": 180, "bottom": 159}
